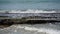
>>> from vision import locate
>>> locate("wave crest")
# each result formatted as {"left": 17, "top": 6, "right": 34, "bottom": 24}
{"left": 0, "top": 9, "right": 56, "bottom": 13}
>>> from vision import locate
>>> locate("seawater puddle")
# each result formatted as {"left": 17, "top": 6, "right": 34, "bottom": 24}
{"left": 0, "top": 24, "right": 60, "bottom": 34}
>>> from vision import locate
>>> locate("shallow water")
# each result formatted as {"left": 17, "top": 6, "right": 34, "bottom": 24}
{"left": 0, "top": 23, "right": 60, "bottom": 34}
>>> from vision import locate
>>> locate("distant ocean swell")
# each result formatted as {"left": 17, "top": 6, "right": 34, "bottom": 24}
{"left": 0, "top": 0, "right": 60, "bottom": 3}
{"left": 0, "top": 0, "right": 60, "bottom": 10}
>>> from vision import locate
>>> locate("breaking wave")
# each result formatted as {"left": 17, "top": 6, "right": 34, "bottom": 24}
{"left": 1, "top": 24, "right": 60, "bottom": 34}
{"left": 0, "top": 9, "right": 57, "bottom": 13}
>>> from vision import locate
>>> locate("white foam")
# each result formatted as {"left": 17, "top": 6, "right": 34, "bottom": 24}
{"left": 0, "top": 9, "right": 56, "bottom": 13}
{"left": 24, "top": 26, "right": 60, "bottom": 34}
{"left": 14, "top": 30, "right": 17, "bottom": 32}
{"left": 9, "top": 9, "right": 56, "bottom": 13}
{"left": 1, "top": 24, "right": 60, "bottom": 34}
{"left": 14, "top": 25, "right": 60, "bottom": 34}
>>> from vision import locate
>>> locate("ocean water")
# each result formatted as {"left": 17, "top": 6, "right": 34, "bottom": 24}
{"left": 0, "top": 0, "right": 60, "bottom": 10}
{"left": 0, "top": 0, "right": 60, "bottom": 34}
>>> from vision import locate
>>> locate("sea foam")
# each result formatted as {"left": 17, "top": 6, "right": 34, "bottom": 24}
{"left": 0, "top": 9, "right": 56, "bottom": 13}
{"left": 1, "top": 24, "right": 60, "bottom": 34}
